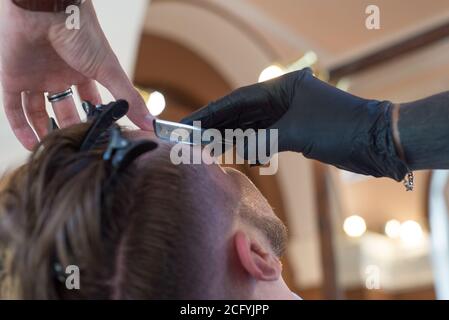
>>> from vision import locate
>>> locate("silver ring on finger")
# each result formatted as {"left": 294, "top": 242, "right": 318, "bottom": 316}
{"left": 47, "top": 88, "right": 73, "bottom": 103}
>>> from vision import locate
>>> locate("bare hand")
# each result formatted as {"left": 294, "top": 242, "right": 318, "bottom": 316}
{"left": 0, "top": 0, "right": 153, "bottom": 150}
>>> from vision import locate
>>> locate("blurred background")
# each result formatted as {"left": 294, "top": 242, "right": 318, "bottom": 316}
{"left": 3, "top": 0, "right": 449, "bottom": 299}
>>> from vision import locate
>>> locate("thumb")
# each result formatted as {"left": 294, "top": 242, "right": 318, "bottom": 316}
{"left": 267, "top": 113, "right": 298, "bottom": 153}
{"left": 181, "top": 104, "right": 213, "bottom": 126}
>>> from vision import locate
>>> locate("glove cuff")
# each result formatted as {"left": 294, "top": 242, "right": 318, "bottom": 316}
{"left": 340, "top": 101, "right": 409, "bottom": 181}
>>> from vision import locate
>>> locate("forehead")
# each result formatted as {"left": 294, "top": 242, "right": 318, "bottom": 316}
{"left": 125, "top": 129, "right": 156, "bottom": 141}
{"left": 128, "top": 130, "right": 273, "bottom": 215}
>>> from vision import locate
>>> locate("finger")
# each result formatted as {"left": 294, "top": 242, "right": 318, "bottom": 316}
{"left": 97, "top": 57, "right": 153, "bottom": 131}
{"left": 76, "top": 80, "right": 102, "bottom": 105}
{"left": 22, "top": 91, "right": 49, "bottom": 140}
{"left": 48, "top": 89, "right": 80, "bottom": 128}
{"left": 3, "top": 91, "right": 38, "bottom": 150}
{"left": 267, "top": 114, "right": 291, "bottom": 153}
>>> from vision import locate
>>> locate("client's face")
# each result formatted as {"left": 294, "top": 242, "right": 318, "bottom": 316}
{"left": 131, "top": 129, "right": 295, "bottom": 299}
{"left": 130, "top": 130, "right": 286, "bottom": 253}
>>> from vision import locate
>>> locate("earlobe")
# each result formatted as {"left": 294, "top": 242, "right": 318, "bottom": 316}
{"left": 234, "top": 231, "right": 282, "bottom": 281}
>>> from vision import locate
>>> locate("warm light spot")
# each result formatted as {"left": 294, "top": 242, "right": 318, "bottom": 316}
{"left": 399, "top": 220, "right": 424, "bottom": 247}
{"left": 336, "top": 78, "right": 351, "bottom": 92}
{"left": 258, "top": 65, "right": 285, "bottom": 83}
{"left": 343, "top": 215, "right": 367, "bottom": 238}
{"left": 147, "top": 91, "right": 166, "bottom": 116}
{"left": 385, "top": 219, "right": 401, "bottom": 239}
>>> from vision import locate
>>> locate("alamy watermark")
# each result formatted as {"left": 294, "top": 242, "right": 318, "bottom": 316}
{"left": 168, "top": 122, "right": 279, "bottom": 175}
{"left": 365, "top": 265, "right": 381, "bottom": 290}
{"left": 65, "top": 0, "right": 87, "bottom": 30}
{"left": 365, "top": 5, "right": 381, "bottom": 30}
{"left": 55, "top": 264, "right": 80, "bottom": 290}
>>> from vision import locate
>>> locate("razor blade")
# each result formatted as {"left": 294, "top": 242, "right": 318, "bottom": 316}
{"left": 154, "top": 119, "right": 234, "bottom": 146}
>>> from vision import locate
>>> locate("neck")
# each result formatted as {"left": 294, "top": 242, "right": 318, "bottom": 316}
{"left": 252, "top": 278, "right": 297, "bottom": 300}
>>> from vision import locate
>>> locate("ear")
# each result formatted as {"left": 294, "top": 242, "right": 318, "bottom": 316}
{"left": 234, "top": 230, "right": 282, "bottom": 281}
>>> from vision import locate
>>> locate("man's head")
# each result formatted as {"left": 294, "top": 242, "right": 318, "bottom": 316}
{"left": 0, "top": 124, "right": 296, "bottom": 299}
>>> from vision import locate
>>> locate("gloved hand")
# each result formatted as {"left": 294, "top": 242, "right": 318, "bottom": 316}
{"left": 182, "top": 68, "right": 409, "bottom": 181}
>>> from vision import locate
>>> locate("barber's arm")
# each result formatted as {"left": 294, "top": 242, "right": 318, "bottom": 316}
{"left": 0, "top": 0, "right": 153, "bottom": 150}
{"left": 182, "top": 68, "right": 449, "bottom": 181}
{"left": 397, "top": 93, "right": 449, "bottom": 171}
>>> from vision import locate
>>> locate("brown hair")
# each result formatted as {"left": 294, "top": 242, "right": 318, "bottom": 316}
{"left": 0, "top": 124, "right": 234, "bottom": 299}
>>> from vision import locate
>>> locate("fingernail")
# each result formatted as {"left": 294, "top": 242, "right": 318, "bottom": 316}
{"left": 144, "top": 114, "right": 155, "bottom": 132}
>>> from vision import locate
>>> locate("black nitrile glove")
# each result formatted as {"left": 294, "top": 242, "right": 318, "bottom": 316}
{"left": 182, "top": 68, "right": 409, "bottom": 181}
